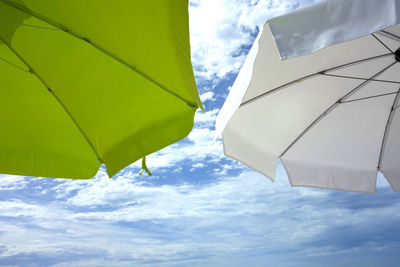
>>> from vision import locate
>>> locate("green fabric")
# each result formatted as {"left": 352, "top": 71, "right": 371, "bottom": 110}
{"left": 0, "top": 0, "right": 202, "bottom": 178}
{"left": 139, "top": 157, "right": 152, "bottom": 176}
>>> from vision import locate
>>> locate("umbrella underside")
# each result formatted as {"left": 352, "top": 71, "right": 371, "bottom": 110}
{"left": 0, "top": 0, "right": 201, "bottom": 178}
{"left": 222, "top": 23, "right": 400, "bottom": 193}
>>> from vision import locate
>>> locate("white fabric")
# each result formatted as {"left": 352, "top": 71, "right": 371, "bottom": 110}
{"left": 223, "top": 75, "right": 361, "bottom": 180}
{"left": 214, "top": 31, "right": 261, "bottom": 141}
{"left": 375, "top": 25, "right": 400, "bottom": 51}
{"left": 216, "top": 0, "right": 400, "bottom": 192}
{"left": 215, "top": 24, "right": 390, "bottom": 139}
{"left": 241, "top": 26, "right": 389, "bottom": 103}
{"left": 381, "top": 108, "right": 400, "bottom": 191}
{"left": 282, "top": 95, "right": 395, "bottom": 193}
{"left": 269, "top": 0, "right": 400, "bottom": 59}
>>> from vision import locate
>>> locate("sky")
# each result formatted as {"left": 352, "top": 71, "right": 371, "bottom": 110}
{"left": 1, "top": 0, "right": 400, "bottom": 266}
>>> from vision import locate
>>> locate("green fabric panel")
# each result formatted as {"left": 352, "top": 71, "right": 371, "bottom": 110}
{"left": 0, "top": 0, "right": 199, "bottom": 178}
{"left": 0, "top": 45, "right": 100, "bottom": 178}
{"left": 12, "top": 0, "right": 202, "bottom": 108}
{"left": 0, "top": 42, "right": 28, "bottom": 71}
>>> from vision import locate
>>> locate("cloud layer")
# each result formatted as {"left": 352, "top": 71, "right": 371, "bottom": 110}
{"left": 1, "top": 169, "right": 399, "bottom": 266}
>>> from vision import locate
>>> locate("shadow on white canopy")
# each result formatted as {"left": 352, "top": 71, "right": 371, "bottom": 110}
{"left": 215, "top": 0, "right": 400, "bottom": 193}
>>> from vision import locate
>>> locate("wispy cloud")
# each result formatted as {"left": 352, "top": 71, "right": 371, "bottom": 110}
{"left": 189, "top": 0, "right": 317, "bottom": 86}
{"left": 1, "top": 168, "right": 399, "bottom": 266}
{"left": 0, "top": 174, "right": 27, "bottom": 190}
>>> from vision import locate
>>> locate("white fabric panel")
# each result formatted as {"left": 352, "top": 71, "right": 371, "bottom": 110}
{"left": 222, "top": 76, "right": 360, "bottom": 180}
{"left": 241, "top": 26, "right": 388, "bottom": 103}
{"left": 384, "top": 24, "right": 400, "bottom": 37}
{"left": 214, "top": 31, "right": 261, "bottom": 140}
{"left": 381, "top": 108, "right": 400, "bottom": 191}
{"left": 347, "top": 81, "right": 399, "bottom": 101}
{"left": 375, "top": 63, "right": 400, "bottom": 82}
{"left": 282, "top": 96, "right": 395, "bottom": 193}
{"left": 216, "top": 23, "right": 389, "bottom": 138}
{"left": 268, "top": 0, "right": 400, "bottom": 59}
{"left": 374, "top": 32, "right": 400, "bottom": 52}
{"left": 327, "top": 56, "right": 395, "bottom": 78}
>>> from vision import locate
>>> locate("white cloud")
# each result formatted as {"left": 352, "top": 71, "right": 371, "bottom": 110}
{"left": 190, "top": 162, "right": 205, "bottom": 171}
{"left": 0, "top": 174, "right": 27, "bottom": 190}
{"left": 189, "top": 0, "right": 317, "bottom": 84}
{"left": 194, "top": 108, "right": 219, "bottom": 126}
{"left": 189, "top": 0, "right": 254, "bottom": 82}
{"left": 200, "top": 91, "right": 215, "bottom": 102}
{"left": 1, "top": 168, "right": 399, "bottom": 266}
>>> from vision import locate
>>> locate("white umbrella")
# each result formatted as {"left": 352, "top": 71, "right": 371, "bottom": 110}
{"left": 215, "top": 0, "right": 400, "bottom": 193}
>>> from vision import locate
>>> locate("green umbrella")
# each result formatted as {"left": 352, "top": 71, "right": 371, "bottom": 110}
{"left": 0, "top": 0, "right": 202, "bottom": 178}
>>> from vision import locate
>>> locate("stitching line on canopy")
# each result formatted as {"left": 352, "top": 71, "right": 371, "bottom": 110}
{"left": 377, "top": 86, "right": 400, "bottom": 170}
{"left": 340, "top": 91, "right": 399, "bottom": 104}
{"left": 0, "top": 19, "right": 60, "bottom": 31}
{"left": 0, "top": 55, "right": 30, "bottom": 72}
{"left": 0, "top": 0, "right": 199, "bottom": 110}
{"left": 0, "top": 35, "right": 104, "bottom": 165}
{"left": 279, "top": 61, "right": 398, "bottom": 158}
{"left": 319, "top": 73, "right": 400, "bottom": 84}
{"left": 380, "top": 30, "right": 400, "bottom": 40}
{"left": 239, "top": 53, "right": 393, "bottom": 107}
{"left": 371, "top": 33, "right": 393, "bottom": 53}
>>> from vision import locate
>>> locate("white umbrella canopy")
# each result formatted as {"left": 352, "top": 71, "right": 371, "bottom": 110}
{"left": 215, "top": 0, "right": 400, "bottom": 193}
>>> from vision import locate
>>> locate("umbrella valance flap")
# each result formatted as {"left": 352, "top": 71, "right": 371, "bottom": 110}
{"left": 268, "top": 0, "right": 400, "bottom": 59}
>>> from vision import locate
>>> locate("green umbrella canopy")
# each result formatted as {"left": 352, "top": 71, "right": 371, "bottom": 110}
{"left": 0, "top": 0, "right": 203, "bottom": 178}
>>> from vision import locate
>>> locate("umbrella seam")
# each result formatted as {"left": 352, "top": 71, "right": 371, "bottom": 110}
{"left": 340, "top": 91, "right": 399, "bottom": 104}
{"left": 0, "top": 55, "right": 30, "bottom": 72}
{"left": 320, "top": 73, "right": 400, "bottom": 84}
{"left": 0, "top": 36, "right": 104, "bottom": 165}
{"left": 240, "top": 53, "right": 393, "bottom": 107}
{"left": 377, "top": 87, "right": 400, "bottom": 170}
{"left": 371, "top": 33, "right": 393, "bottom": 53}
{"left": 0, "top": 19, "right": 60, "bottom": 31}
{"left": 380, "top": 30, "right": 400, "bottom": 41}
{"left": 0, "top": 0, "right": 199, "bottom": 110}
{"left": 279, "top": 61, "right": 398, "bottom": 158}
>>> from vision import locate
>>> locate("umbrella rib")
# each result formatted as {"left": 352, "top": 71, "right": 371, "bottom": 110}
{"left": 0, "top": 36, "right": 104, "bottom": 164}
{"left": 320, "top": 73, "right": 400, "bottom": 84}
{"left": 240, "top": 53, "right": 392, "bottom": 107}
{"left": 0, "top": 19, "right": 60, "bottom": 31}
{"left": 280, "top": 61, "right": 398, "bottom": 158}
{"left": 0, "top": 0, "right": 198, "bottom": 109}
{"left": 380, "top": 30, "right": 400, "bottom": 40}
{"left": 377, "top": 87, "right": 400, "bottom": 170}
{"left": 340, "top": 91, "right": 399, "bottom": 104}
{"left": 371, "top": 33, "right": 393, "bottom": 53}
{"left": 0, "top": 55, "right": 30, "bottom": 72}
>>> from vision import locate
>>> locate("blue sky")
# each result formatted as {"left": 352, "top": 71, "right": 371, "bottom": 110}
{"left": 1, "top": 0, "right": 400, "bottom": 266}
